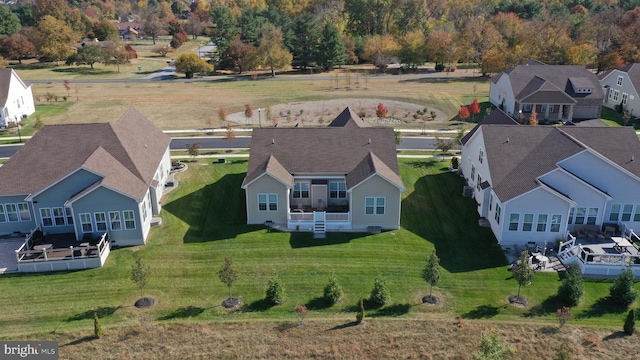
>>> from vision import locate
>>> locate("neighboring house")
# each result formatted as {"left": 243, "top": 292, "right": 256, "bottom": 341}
{"left": 0, "top": 68, "right": 35, "bottom": 128}
{"left": 489, "top": 60, "right": 604, "bottom": 122}
{"left": 599, "top": 63, "right": 640, "bottom": 116}
{"left": 0, "top": 108, "right": 171, "bottom": 247}
{"left": 461, "top": 109, "right": 640, "bottom": 247}
{"left": 241, "top": 107, "right": 405, "bottom": 234}
{"left": 115, "top": 21, "right": 143, "bottom": 40}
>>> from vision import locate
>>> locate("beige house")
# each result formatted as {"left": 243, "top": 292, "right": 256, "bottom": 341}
{"left": 241, "top": 107, "right": 405, "bottom": 235}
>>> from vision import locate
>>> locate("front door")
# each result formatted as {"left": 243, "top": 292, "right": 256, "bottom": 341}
{"left": 311, "top": 185, "right": 327, "bottom": 210}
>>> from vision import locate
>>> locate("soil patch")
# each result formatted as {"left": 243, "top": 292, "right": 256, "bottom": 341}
{"left": 508, "top": 295, "right": 528, "bottom": 307}
{"left": 134, "top": 297, "right": 155, "bottom": 308}
{"left": 226, "top": 99, "right": 447, "bottom": 127}
{"left": 221, "top": 297, "right": 241, "bottom": 309}
{"left": 422, "top": 295, "right": 440, "bottom": 305}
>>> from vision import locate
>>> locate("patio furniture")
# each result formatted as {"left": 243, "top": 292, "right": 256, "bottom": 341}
{"left": 33, "top": 244, "right": 52, "bottom": 251}
{"left": 604, "top": 226, "right": 616, "bottom": 239}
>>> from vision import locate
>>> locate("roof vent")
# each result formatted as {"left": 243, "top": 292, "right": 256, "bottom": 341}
{"left": 368, "top": 138, "right": 371, "bottom": 145}
{"left": 632, "top": 156, "right": 635, "bottom": 162}
{"left": 272, "top": 139, "right": 275, "bottom": 144}
{"left": 506, "top": 138, "right": 509, "bottom": 143}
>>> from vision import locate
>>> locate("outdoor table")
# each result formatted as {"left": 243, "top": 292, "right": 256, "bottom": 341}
{"left": 535, "top": 255, "right": 548, "bottom": 270}
{"left": 33, "top": 244, "right": 52, "bottom": 251}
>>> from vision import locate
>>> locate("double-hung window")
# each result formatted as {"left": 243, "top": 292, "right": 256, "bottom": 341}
{"left": 110, "top": 211, "right": 122, "bottom": 231}
{"left": 537, "top": 214, "right": 548, "bottom": 232}
{"left": 53, "top": 207, "right": 65, "bottom": 226}
{"left": 0, "top": 205, "right": 5, "bottom": 223}
{"left": 523, "top": 214, "right": 534, "bottom": 231}
{"left": 65, "top": 208, "right": 73, "bottom": 225}
{"left": 568, "top": 207, "right": 575, "bottom": 224}
{"left": 613, "top": 90, "right": 620, "bottom": 102}
{"left": 124, "top": 210, "right": 136, "bottom": 230}
{"left": 508, "top": 213, "right": 519, "bottom": 231}
{"left": 365, "top": 197, "right": 385, "bottom": 215}
{"left": 575, "top": 208, "right": 586, "bottom": 225}
{"left": 80, "top": 213, "right": 93, "bottom": 232}
{"left": 258, "top": 194, "right": 278, "bottom": 211}
{"left": 494, "top": 204, "right": 501, "bottom": 224}
{"left": 292, "top": 182, "right": 309, "bottom": 198}
{"left": 634, "top": 206, "right": 640, "bottom": 222}
{"left": 617, "top": 75, "right": 624, "bottom": 86}
{"left": 6, "top": 204, "right": 18, "bottom": 222}
{"left": 587, "top": 208, "right": 598, "bottom": 224}
{"left": 94, "top": 212, "right": 107, "bottom": 232}
{"left": 40, "top": 208, "right": 53, "bottom": 226}
{"left": 18, "top": 203, "right": 30, "bottom": 221}
{"left": 478, "top": 149, "right": 484, "bottom": 164}
{"left": 609, "top": 204, "right": 621, "bottom": 221}
{"left": 550, "top": 214, "right": 562, "bottom": 232}
{"left": 622, "top": 93, "right": 628, "bottom": 106}
{"left": 329, "top": 182, "right": 346, "bottom": 199}
{"left": 622, "top": 204, "right": 633, "bottom": 221}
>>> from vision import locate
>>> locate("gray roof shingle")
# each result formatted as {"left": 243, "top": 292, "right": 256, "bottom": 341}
{"left": 243, "top": 107, "right": 403, "bottom": 190}
{"left": 0, "top": 108, "right": 170, "bottom": 200}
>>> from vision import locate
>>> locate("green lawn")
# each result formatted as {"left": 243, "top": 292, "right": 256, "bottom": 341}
{"left": 0, "top": 159, "right": 632, "bottom": 338}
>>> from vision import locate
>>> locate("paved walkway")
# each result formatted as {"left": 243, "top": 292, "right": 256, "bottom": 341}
{"left": 0, "top": 239, "right": 23, "bottom": 274}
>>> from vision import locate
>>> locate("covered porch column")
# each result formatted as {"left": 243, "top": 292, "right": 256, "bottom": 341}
{"left": 567, "top": 105, "right": 574, "bottom": 122}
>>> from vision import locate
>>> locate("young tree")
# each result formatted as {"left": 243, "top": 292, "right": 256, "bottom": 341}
{"left": 224, "top": 122, "right": 236, "bottom": 150}
{"left": 103, "top": 44, "right": 133, "bottom": 73}
{"left": 623, "top": 309, "right": 635, "bottom": 335}
{"left": 376, "top": 103, "right": 387, "bottom": 118}
{"left": 458, "top": 106, "right": 470, "bottom": 121}
{"left": 469, "top": 99, "right": 481, "bottom": 122}
{"left": 422, "top": 250, "right": 441, "bottom": 301}
{"left": 294, "top": 305, "right": 307, "bottom": 326}
{"left": 529, "top": 109, "right": 539, "bottom": 126}
{"left": 71, "top": 45, "right": 106, "bottom": 69}
{"left": 218, "top": 39, "right": 256, "bottom": 74}
{"left": 318, "top": 23, "right": 347, "bottom": 71}
{"left": 218, "top": 107, "right": 228, "bottom": 123}
{"left": 142, "top": 10, "right": 165, "bottom": 45}
{"left": 130, "top": 255, "right": 150, "bottom": 298}
{"left": 610, "top": 266, "right": 639, "bottom": 307}
{"left": 323, "top": 272, "right": 343, "bottom": 305}
{"left": 175, "top": 52, "right": 213, "bottom": 79}
{"left": 93, "top": 312, "right": 103, "bottom": 338}
{"left": 512, "top": 250, "right": 534, "bottom": 305}
{"left": 266, "top": 275, "right": 286, "bottom": 305}
{"left": 557, "top": 262, "right": 584, "bottom": 307}
{"left": 186, "top": 142, "right": 201, "bottom": 161}
{"left": 251, "top": 24, "right": 292, "bottom": 77}
{"left": 435, "top": 137, "right": 454, "bottom": 155}
{"left": 184, "top": 14, "right": 203, "bottom": 40}
{"left": 473, "top": 331, "right": 516, "bottom": 360}
{"left": 356, "top": 297, "right": 365, "bottom": 324}
{"left": 152, "top": 44, "right": 174, "bottom": 57}
{"left": 218, "top": 257, "right": 239, "bottom": 298}
{"left": 556, "top": 306, "right": 572, "bottom": 328}
{"left": 369, "top": 276, "right": 390, "bottom": 307}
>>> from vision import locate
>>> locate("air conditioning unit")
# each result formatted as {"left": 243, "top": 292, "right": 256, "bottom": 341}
{"left": 462, "top": 186, "right": 473, "bottom": 197}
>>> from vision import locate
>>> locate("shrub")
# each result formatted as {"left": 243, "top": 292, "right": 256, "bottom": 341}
{"left": 610, "top": 267, "right": 638, "bottom": 307}
{"left": 266, "top": 275, "right": 286, "bottom": 305}
{"left": 323, "top": 273, "right": 343, "bottom": 305}
{"left": 33, "top": 117, "right": 44, "bottom": 130}
{"left": 435, "top": 63, "right": 445, "bottom": 72}
{"left": 356, "top": 297, "right": 365, "bottom": 323}
{"left": 556, "top": 306, "right": 572, "bottom": 327}
{"left": 244, "top": 104, "right": 253, "bottom": 119}
{"left": 623, "top": 309, "right": 635, "bottom": 335}
{"left": 375, "top": 103, "right": 387, "bottom": 118}
{"left": 451, "top": 157, "right": 459, "bottom": 169}
{"left": 295, "top": 305, "right": 307, "bottom": 325}
{"left": 94, "top": 312, "right": 103, "bottom": 338}
{"left": 369, "top": 277, "right": 390, "bottom": 307}
{"left": 557, "top": 262, "right": 583, "bottom": 306}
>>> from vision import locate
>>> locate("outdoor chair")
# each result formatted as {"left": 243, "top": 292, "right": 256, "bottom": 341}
{"left": 604, "top": 226, "right": 616, "bottom": 239}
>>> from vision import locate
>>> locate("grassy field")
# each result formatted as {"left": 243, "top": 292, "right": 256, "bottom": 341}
{"left": 0, "top": 160, "right": 636, "bottom": 349}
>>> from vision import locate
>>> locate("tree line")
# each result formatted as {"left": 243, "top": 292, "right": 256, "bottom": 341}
{"left": 3, "top": 0, "right": 640, "bottom": 74}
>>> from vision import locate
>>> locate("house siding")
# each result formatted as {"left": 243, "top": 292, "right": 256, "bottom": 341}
{"left": 601, "top": 71, "right": 640, "bottom": 115}
{"left": 499, "top": 188, "right": 571, "bottom": 245}
{"left": 245, "top": 175, "right": 288, "bottom": 225}
{"left": 32, "top": 169, "right": 102, "bottom": 234}
{"left": 1, "top": 70, "right": 36, "bottom": 127}
{"left": 72, "top": 186, "right": 144, "bottom": 246}
{"left": 0, "top": 195, "right": 36, "bottom": 235}
{"left": 460, "top": 128, "right": 493, "bottom": 216}
{"left": 350, "top": 175, "right": 401, "bottom": 230}
{"left": 489, "top": 75, "right": 516, "bottom": 116}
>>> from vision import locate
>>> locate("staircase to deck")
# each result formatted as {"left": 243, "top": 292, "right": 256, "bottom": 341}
{"left": 313, "top": 211, "right": 326, "bottom": 239}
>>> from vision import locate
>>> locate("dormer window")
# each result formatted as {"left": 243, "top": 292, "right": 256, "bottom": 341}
{"left": 617, "top": 75, "right": 624, "bottom": 86}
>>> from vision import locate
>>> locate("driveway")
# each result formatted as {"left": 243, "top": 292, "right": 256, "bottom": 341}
{"left": 0, "top": 239, "right": 23, "bottom": 274}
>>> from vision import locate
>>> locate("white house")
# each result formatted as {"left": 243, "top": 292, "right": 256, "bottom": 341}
{"left": 489, "top": 60, "right": 604, "bottom": 122}
{"left": 461, "top": 109, "right": 640, "bottom": 248}
{"left": 599, "top": 63, "right": 640, "bottom": 116}
{"left": 0, "top": 68, "right": 35, "bottom": 128}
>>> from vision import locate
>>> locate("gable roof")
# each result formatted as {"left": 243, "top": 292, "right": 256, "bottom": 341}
{"left": 243, "top": 107, "right": 402, "bottom": 190}
{"left": 460, "top": 108, "right": 519, "bottom": 145}
{"left": 602, "top": 63, "right": 640, "bottom": 92}
{"left": 478, "top": 124, "right": 640, "bottom": 201}
{"left": 494, "top": 61, "right": 604, "bottom": 106}
{"left": 0, "top": 69, "right": 30, "bottom": 108}
{"left": 0, "top": 108, "right": 170, "bottom": 200}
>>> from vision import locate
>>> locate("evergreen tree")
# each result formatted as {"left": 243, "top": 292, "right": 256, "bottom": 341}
{"left": 266, "top": 275, "right": 286, "bottom": 305}
{"left": 623, "top": 309, "right": 635, "bottom": 335}
{"left": 422, "top": 250, "right": 441, "bottom": 299}
{"left": 318, "top": 23, "right": 347, "bottom": 70}
{"left": 210, "top": 6, "right": 238, "bottom": 54}
{"left": 610, "top": 266, "right": 638, "bottom": 307}
{"left": 369, "top": 277, "right": 390, "bottom": 307}
{"left": 93, "top": 312, "right": 103, "bottom": 338}
{"left": 323, "top": 272, "right": 343, "bottom": 305}
{"left": 290, "top": 13, "right": 320, "bottom": 69}
{"left": 356, "top": 297, "right": 365, "bottom": 324}
{"left": 557, "top": 262, "right": 584, "bottom": 306}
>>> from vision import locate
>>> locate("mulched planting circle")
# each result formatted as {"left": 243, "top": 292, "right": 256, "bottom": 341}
{"left": 135, "top": 297, "right": 155, "bottom": 308}
{"left": 508, "top": 295, "right": 528, "bottom": 307}
{"left": 222, "top": 297, "right": 241, "bottom": 309}
{"left": 422, "top": 295, "right": 440, "bottom": 305}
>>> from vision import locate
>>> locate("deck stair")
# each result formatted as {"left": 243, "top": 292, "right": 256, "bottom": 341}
{"left": 313, "top": 211, "right": 326, "bottom": 239}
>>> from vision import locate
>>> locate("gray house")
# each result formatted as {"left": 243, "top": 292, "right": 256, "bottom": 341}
{"left": 0, "top": 108, "right": 171, "bottom": 253}
{"left": 489, "top": 60, "right": 604, "bottom": 121}
{"left": 600, "top": 63, "right": 640, "bottom": 116}
{"left": 241, "top": 107, "right": 405, "bottom": 234}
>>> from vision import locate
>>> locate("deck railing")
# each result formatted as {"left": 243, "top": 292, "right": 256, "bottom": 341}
{"left": 288, "top": 211, "right": 349, "bottom": 222}
{"left": 16, "top": 233, "right": 110, "bottom": 264}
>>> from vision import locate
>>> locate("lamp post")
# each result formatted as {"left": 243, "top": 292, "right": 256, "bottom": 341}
{"left": 258, "top": 108, "right": 262, "bottom": 128}
{"left": 199, "top": 41, "right": 204, "bottom": 58}
{"left": 15, "top": 116, "right": 21, "bottom": 143}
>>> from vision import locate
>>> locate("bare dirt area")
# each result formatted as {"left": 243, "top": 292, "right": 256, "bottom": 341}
{"left": 52, "top": 317, "right": 637, "bottom": 359}
{"left": 226, "top": 99, "right": 448, "bottom": 127}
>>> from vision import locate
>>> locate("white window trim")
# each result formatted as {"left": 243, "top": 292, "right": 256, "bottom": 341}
{"left": 52, "top": 207, "right": 66, "bottom": 226}
{"left": 80, "top": 213, "right": 93, "bottom": 233}
{"left": 329, "top": 182, "right": 347, "bottom": 199}
{"left": 617, "top": 75, "right": 623, "bottom": 86}
{"left": 109, "top": 211, "right": 122, "bottom": 231}
{"left": 0, "top": 204, "right": 6, "bottom": 223}
{"left": 292, "top": 182, "right": 310, "bottom": 199}
{"left": 365, "top": 197, "right": 385, "bottom": 215}
{"left": 258, "top": 193, "right": 278, "bottom": 212}
{"left": 94, "top": 212, "right": 107, "bottom": 232}
{"left": 124, "top": 210, "right": 136, "bottom": 230}
{"left": 522, "top": 213, "right": 534, "bottom": 232}
{"left": 40, "top": 208, "right": 53, "bottom": 226}
{"left": 613, "top": 90, "right": 620, "bottom": 102}
{"left": 17, "top": 203, "right": 31, "bottom": 221}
